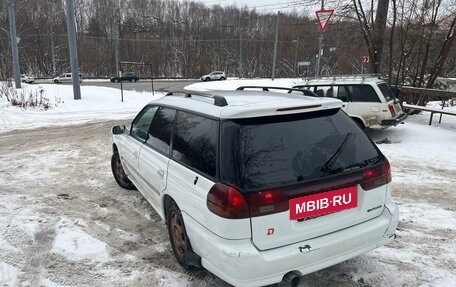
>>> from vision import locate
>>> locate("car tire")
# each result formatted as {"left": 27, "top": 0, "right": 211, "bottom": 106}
{"left": 204, "top": 77, "right": 210, "bottom": 81}
{"left": 167, "top": 201, "right": 198, "bottom": 269}
{"left": 114, "top": 79, "right": 119, "bottom": 83}
{"left": 220, "top": 77, "right": 226, "bottom": 80}
{"left": 53, "top": 80, "right": 59, "bottom": 84}
{"left": 131, "top": 79, "right": 136, "bottom": 83}
{"left": 111, "top": 152, "right": 135, "bottom": 190}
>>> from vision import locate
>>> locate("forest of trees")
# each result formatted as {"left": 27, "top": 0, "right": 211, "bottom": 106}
{"left": 0, "top": 0, "right": 455, "bottom": 87}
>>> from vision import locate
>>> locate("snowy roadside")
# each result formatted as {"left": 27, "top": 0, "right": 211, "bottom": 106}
{"left": 1, "top": 81, "right": 456, "bottom": 286}
{"left": 0, "top": 83, "right": 163, "bottom": 133}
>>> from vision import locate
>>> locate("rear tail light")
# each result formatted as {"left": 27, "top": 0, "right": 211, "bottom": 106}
{"left": 247, "top": 190, "right": 289, "bottom": 217}
{"left": 207, "top": 183, "right": 250, "bottom": 219}
{"left": 208, "top": 162, "right": 391, "bottom": 218}
{"left": 388, "top": 104, "right": 396, "bottom": 117}
{"left": 361, "top": 160, "right": 392, "bottom": 190}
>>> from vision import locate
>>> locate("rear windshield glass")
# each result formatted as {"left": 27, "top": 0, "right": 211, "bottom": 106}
{"left": 378, "top": 83, "right": 395, "bottom": 102}
{"left": 220, "top": 109, "right": 382, "bottom": 192}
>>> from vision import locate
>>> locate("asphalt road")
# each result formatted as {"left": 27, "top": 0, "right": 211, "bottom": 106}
{"left": 33, "top": 79, "right": 199, "bottom": 92}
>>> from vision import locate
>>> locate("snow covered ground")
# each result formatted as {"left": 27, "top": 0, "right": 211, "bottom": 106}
{"left": 0, "top": 80, "right": 455, "bottom": 287}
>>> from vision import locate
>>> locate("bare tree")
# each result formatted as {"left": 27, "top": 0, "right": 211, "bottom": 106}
{"left": 426, "top": 14, "right": 456, "bottom": 88}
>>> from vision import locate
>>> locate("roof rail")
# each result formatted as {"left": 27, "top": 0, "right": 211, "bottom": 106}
{"left": 165, "top": 91, "right": 228, "bottom": 107}
{"left": 236, "top": 86, "right": 318, "bottom": 97}
{"left": 302, "top": 73, "right": 382, "bottom": 81}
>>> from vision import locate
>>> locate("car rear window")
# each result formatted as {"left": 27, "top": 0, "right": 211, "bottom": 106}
{"left": 378, "top": 82, "right": 395, "bottom": 102}
{"left": 220, "top": 109, "right": 382, "bottom": 191}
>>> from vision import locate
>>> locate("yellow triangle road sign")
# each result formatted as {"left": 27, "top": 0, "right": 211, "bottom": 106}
{"left": 316, "top": 9, "right": 334, "bottom": 31}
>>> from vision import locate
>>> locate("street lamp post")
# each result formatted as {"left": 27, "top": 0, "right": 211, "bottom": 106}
{"left": 7, "top": 0, "right": 21, "bottom": 89}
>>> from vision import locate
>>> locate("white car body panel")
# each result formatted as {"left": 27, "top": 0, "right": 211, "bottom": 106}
{"left": 137, "top": 145, "right": 169, "bottom": 212}
{"left": 250, "top": 184, "right": 388, "bottom": 251}
{"left": 184, "top": 200, "right": 398, "bottom": 287}
{"left": 167, "top": 160, "right": 251, "bottom": 240}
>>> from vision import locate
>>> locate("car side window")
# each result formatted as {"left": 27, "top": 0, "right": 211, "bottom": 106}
{"left": 147, "top": 107, "right": 176, "bottom": 154}
{"left": 350, "top": 85, "right": 380, "bottom": 102}
{"left": 337, "top": 85, "right": 350, "bottom": 102}
{"left": 172, "top": 111, "right": 218, "bottom": 177}
{"left": 131, "top": 106, "right": 158, "bottom": 142}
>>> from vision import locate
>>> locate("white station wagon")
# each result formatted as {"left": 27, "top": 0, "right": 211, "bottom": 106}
{"left": 111, "top": 90, "right": 399, "bottom": 287}
{"left": 293, "top": 75, "right": 408, "bottom": 129}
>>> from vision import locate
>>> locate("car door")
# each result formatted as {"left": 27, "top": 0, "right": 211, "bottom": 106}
{"left": 62, "top": 73, "right": 70, "bottom": 83}
{"left": 137, "top": 107, "right": 176, "bottom": 211}
{"left": 121, "top": 106, "right": 158, "bottom": 185}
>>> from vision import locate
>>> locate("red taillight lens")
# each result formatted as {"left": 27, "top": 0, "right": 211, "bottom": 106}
{"left": 247, "top": 189, "right": 289, "bottom": 217}
{"left": 361, "top": 160, "right": 392, "bottom": 190}
{"left": 388, "top": 104, "right": 396, "bottom": 117}
{"left": 207, "top": 183, "right": 250, "bottom": 219}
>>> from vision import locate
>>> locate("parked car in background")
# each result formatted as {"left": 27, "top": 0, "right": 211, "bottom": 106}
{"left": 200, "top": 71, "right": 226, "bottom": 81}
{"left": 111, "top": 89, "right": 398, "bottom": 287}
{"left": 293, "top": 75, "right": 408, "bottom": 129}
{"left": 110, "top": 72, "right": 139, "bottom": 83}
{"left": 20, "top": 74, "right": 35, "bottom": 83}
{"left": 53, "top": 73, "right": 82, "bottom": 84}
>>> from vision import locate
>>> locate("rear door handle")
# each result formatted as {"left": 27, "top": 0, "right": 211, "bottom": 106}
{"left": 157, "top": 169, "right": 165, "bottom": 179}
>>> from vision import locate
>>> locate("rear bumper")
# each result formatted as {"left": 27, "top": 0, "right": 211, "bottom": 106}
{"left": 381, "top": 112, "right": 408, "bottom": 127}
{"left": 184, "top": 201, "right": 399, "bottom": 287}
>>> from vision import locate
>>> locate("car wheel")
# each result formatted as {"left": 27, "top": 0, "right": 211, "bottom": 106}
{"left": 131, "top": 78, "right": 136, "bottom": 83}
{"left": 167, "top": 201, "right": 196, "bottom": 268}
{"left": 220, "top": 77, "right": 226, "bottom": 80}
{"left": 204, "top": 77, "right": 210, "bottom": 81}
{"left": 21, "top": 80, "right": 26, "bottom": 83}
{"left": 114, "top": 79, "right": 119, "bottom": 83}
{"left": 111, "top": 152, "right": 135, "bottom": 190}
{"left": 53, "top": 80, "right": 59, "bottom": 84}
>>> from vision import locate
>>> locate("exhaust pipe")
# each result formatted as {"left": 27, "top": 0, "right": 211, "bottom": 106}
{"left": 280, "top": 271, "right": 301, "bottom": 287}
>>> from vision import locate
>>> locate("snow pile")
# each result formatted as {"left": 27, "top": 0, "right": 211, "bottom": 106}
{"left": 0, "top": 83, "right": 162, "bottom": 133}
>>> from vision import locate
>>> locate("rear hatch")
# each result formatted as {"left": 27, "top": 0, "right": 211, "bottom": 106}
{"left": 378, "top": 82, "right": 404, "bottom": 117}
{"left": 220, "top": 109, "right": 390, "bottom": 250}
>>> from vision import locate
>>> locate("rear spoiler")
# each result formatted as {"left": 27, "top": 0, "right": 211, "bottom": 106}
{"left": 236, "top": 86, "right": 319, "bottom": 97}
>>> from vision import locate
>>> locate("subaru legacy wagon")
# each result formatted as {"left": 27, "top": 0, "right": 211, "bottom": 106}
{"left": 111, "top": 90, "right": 399, "bottom": 287}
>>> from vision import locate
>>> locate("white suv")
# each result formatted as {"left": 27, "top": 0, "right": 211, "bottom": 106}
{"left": 111, "top": 90, "right": 399, "bottom": 287}
{"left": 293, "top": 75, "right": 408, "bottom": 129}
{"left": 200, "top": 71, "right": 226, "bottom": 81}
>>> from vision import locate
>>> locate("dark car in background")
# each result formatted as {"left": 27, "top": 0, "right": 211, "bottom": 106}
{"left": 110, "top": 72, "right": 139, "bottom": 83}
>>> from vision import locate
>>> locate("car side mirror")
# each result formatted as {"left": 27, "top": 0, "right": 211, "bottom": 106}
{"left": 112, "top": 125, "right": 127, "bottom": 135}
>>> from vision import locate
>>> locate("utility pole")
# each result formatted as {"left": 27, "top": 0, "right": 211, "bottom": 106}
{"left": 294, "top": 34, "right": 300, "bottom": 77}
{"left": 65, "top": 0, "right": 81, "bottom": 100}
{"left": 271, "top": 11, "right": 280, "bottom": 80}
{"left": 48, "top": 0, "right": 56, "bottom": 76}
{"left": 315, "top": 0, "right": 324, "bottom": 77}
{"left": 7, "top": 0, "right": 21, "bottom": 89}
{"left": 115, "top": 1, "right": 121, "bottom": 76}
{"left": 239, "top": 28, "right": 243, "bottom": 79}
{"left": 115, "top": 20, "right": 120, "bottom": 76}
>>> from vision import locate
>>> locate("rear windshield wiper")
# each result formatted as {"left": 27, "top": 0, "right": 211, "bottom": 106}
{"left": 320, "top": 132, "right": 353, "bottom": 174}
{"left": 342, "top": 156, "right": 382, "bottom": 171}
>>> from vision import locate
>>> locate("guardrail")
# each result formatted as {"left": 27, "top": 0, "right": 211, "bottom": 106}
{"left": 398, "top": 87, "right": 456, "bottom": 105}
{"left": 402, "top": 103, "right": 456, "bottom": 125}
